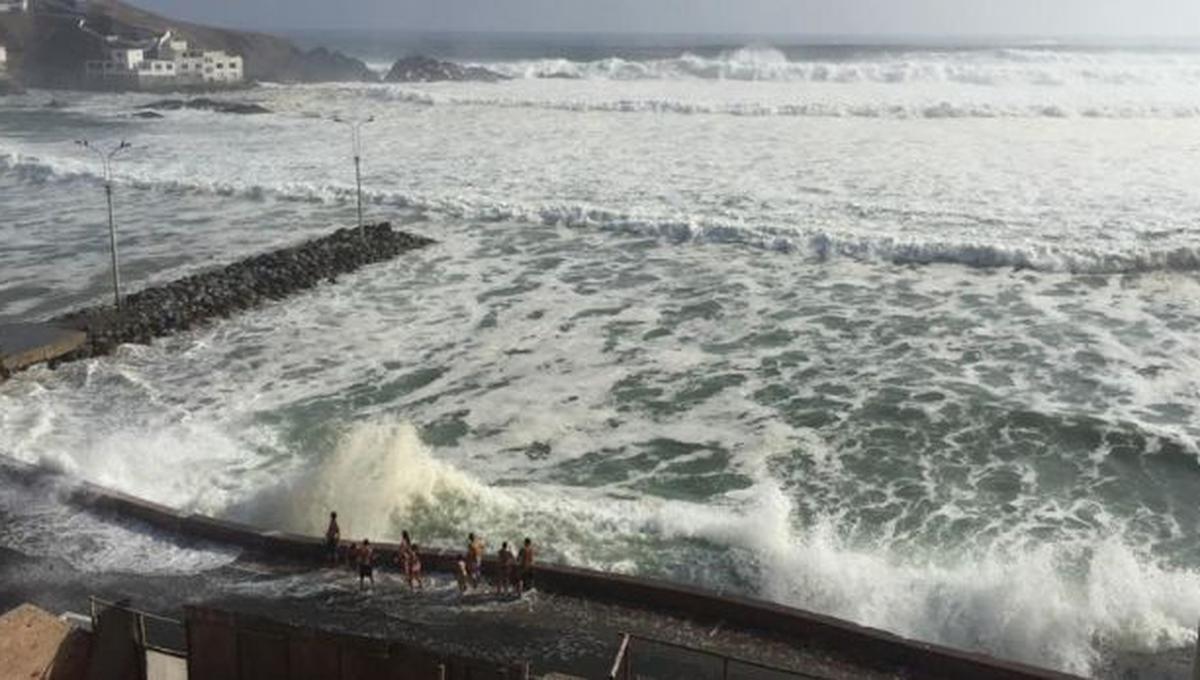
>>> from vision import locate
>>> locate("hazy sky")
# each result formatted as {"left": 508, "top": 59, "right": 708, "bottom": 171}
{"left": 132, "top": 0, "right": 1200, "bottom": 36}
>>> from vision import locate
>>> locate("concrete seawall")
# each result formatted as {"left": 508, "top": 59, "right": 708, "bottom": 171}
{"left": 46, "top": 468, "right": 1084, "bottom": 680}
{"left": 48, "top": 222, "right": 433, "bottom": 365}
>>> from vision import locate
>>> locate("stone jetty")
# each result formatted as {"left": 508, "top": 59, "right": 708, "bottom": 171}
{"left": 49, "top": 222, "right": 433, "bottom": 364}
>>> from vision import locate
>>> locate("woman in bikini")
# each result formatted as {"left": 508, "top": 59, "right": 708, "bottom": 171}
{"left": 408, "top": 544, "right": 424, "bottom": 591}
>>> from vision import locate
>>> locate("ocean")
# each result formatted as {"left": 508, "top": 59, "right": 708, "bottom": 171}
{"left": 3, "top": 32, "right": 1200, "bottom": 676}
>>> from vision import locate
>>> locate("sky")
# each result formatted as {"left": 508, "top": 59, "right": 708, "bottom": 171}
{"left": 131, "top": 0, "right": 1200, "bottom": 37}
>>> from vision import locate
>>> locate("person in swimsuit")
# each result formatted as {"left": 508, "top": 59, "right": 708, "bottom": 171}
{"left": 497, "top": 542, "right": 515, "bottom": 594}
{"left": 357, "top": 538, "right": 374, "bottom": 590}
{"left": 408, "top": 544, "right": 424, "bottom": 592}
{"left": 466, "top": 533, "right": 484, "bottom": 589}
{"left": 455, "top": 555, "right": 470, "bottom": 594}
{"left": 324, "top": 512, "right": 340, "bottom": 565}
{"left": 396, "top": 530, "right": 413, "bottom": 578}
{"left": 517, "top": 537, "right": 535, "bottom": 595}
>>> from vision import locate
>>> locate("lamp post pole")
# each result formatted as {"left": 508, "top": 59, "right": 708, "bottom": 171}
{"left": 76, "top": 139, "right": 131, "bottom": 310}
{"left": 333, "top": 115, "right": 374, "bottom": 240}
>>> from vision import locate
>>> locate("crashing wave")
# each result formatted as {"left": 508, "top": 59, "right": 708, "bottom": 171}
{"left": 359, "top": 85, "right": 1200, "bottom": 119}
{"left": 476, "top": 45, "right": 1200, "bottom": 87}
{"left": 3, "top": 151, "right": 1197, "bottom": 276}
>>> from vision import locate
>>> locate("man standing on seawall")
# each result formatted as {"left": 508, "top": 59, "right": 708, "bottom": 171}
{"left": 325, "top": 512, "right": 340, "bottom": 565}
{"left": 517, "top": 537, "right": 535, "bottom": 595}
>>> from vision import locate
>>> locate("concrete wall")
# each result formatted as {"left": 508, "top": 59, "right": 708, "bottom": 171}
{"left": 184, "top": 605, "right": 527, "bottom": 680}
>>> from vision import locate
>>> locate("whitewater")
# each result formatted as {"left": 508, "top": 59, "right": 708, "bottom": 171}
{"left": 2, "top": 40, "right": 1200, "bottom": 676}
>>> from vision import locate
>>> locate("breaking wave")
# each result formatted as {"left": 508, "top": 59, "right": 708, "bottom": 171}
{"left": 4, "top": 151, "right": 1198, "bottom": 275}
{"left": 194, "top": 419, "right": 1200, "bottom": 675}
{"left": 480, "top": 45, "right": 1200, "bottom": 87}
{"left": 365, "top": 85, "right": 1200, "bottom": 119}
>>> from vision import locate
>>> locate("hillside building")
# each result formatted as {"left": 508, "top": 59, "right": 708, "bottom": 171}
{"left": 83, "top": 33, "right": 243, "bottom": 88}
{"left": 0, "top": 45, "right": 7, "bottom": 72}
{"left": 0, "top": 0, "right": 29, "bottom": 13}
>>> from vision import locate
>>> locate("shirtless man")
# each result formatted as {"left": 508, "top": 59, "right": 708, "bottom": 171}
{"left": 466, "top": 533, "right": 484, "bottom": 589}
{"left": 324, "top": 512, "right": 340, "bottom": 565}
{"left": 496, "top": 542, "right": 515, "bottom": 594}
{"left": 357, "top": 538, "right": 374, "bottom": 591}
{"left": 517, "top": 537, "right": 535, "bottom": 595}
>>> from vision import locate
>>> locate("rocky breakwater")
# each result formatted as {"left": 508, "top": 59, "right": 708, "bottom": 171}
{"left": 137, "top": 98, "right": 272, "bottom": 115}
{"left": 384, "top": 55, "right": 509, "bottom": 83}
{"left": 52, "top": 223, "right": 434, "bottom": 362}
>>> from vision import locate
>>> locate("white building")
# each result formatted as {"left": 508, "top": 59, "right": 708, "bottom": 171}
{"left": 84, "top": 35, "right": 244, "bottom": 88}
{"left": 0, "top": 45, "right": 8, "bottom": 73}
{"left": 174, "top": 47, "right": 243, "bottom": 84}
{"left": 0, "top": 0, "right": 29, "bottom": 13}
{"left": 135, "top": 58, "right": 177, "bottom": 81}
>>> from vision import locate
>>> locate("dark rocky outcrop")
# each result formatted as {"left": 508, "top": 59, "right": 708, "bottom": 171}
{"left": 132, "top": 110, "right": 163, "bottom": 119}
{"left": 52, "top": 223, "right": 435, "bottom": 362}
{"left": 138, "top": 98, "right": 271, "bottom": 115}
{"left": 384, "top": 55, "right": 508, "bottom": 83}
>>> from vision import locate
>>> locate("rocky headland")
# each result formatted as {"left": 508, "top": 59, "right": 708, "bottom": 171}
{"left": 51, "top": 223, "right": 434, "bottom": 362}
{"left": 0, "top": 0, "right": 376, "bottom": 88}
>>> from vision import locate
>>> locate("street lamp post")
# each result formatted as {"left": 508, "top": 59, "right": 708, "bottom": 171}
{"left": 333, "top": 115, "right": 374, "bottom": 239}
{"left": 76, "top": 139, "right": 132, "bottom": 311}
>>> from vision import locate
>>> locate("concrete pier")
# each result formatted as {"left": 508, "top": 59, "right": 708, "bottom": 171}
{"left": 0, "top": 323, "right": 87, "bottom": 377}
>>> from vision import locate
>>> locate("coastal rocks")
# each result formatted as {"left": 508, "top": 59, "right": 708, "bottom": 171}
{"left": 384, "top": 55, "right": 508, "bottom": 83}
{"left": 138, "top": 98, "right": 271, "bottom": 115}
{"left": 132, "top": 111, "right": 164, "bottom": 119}
{"left": 52, "top": 223, "right": 435, "bottom": 363}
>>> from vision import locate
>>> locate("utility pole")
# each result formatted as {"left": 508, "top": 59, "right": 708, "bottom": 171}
{"left": 333, "top": 115, "right": 374, "bottom": 240}
{"left": 76, "top": 139, "right": 132, "bottom": 310}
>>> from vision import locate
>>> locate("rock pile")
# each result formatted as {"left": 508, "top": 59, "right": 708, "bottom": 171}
{"left": 53, "top": 223, "right": 434, "bottom": 361}
{"left": 138, "top": 98, "right": 272, "bottom": 115}
{"left": 384, "top": 55, "right": 508, "bottom": 83}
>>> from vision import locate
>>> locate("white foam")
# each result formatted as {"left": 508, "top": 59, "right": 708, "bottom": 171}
{"left": 480, "top": 45, "right": 1200, "bottom": 87}
{"left": 5, "top": 150, "right": 1197, "bottom": 276}
{"left": 364, "top": 84, "right": 1200, "bottom": 119}
{"left": 641, "top": 481, "right": 1200, "bottom": 675}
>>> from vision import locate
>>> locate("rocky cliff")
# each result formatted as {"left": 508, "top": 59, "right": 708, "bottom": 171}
{"left": 0, "top": 0, "right": 376, "bottom": 87}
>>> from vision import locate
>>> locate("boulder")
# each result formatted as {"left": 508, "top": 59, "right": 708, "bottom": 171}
{"left": 384, "top": 55, "right": 507, "bottom": 83}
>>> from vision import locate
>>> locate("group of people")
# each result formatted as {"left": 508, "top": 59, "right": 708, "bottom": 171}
{"left": 323, "top": 512, "right": 534, "bottom": 596}
{"left": 454, "top": 532, "right": 536, "bottom": 596}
